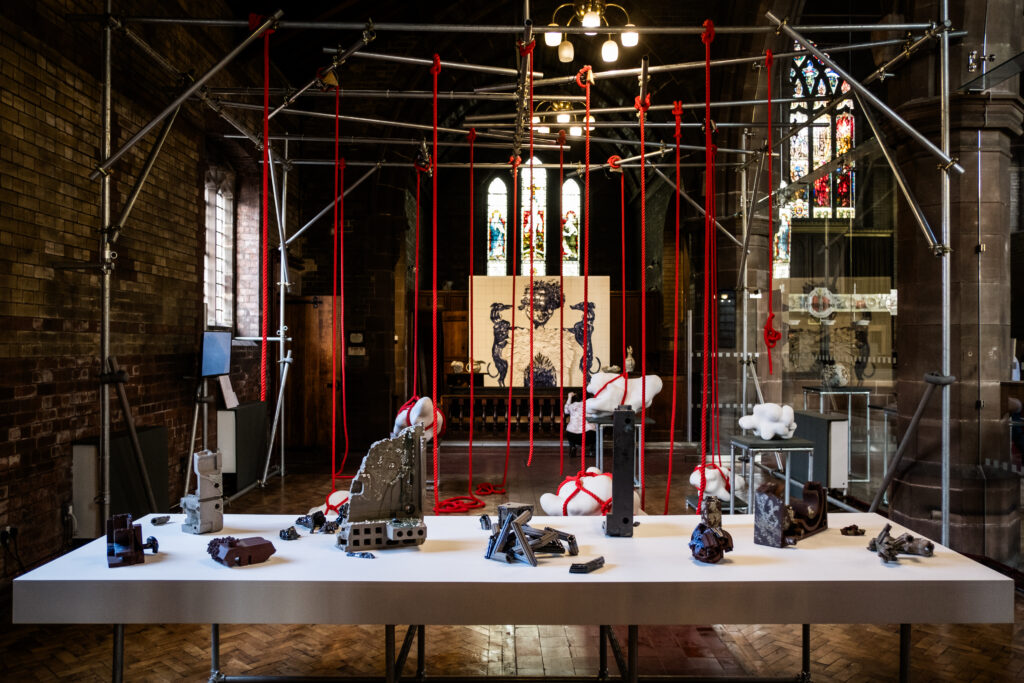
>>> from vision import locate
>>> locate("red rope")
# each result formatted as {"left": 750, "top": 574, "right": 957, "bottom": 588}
{"left": 259, "top": 24, "right": 271, "bottom": 402}
{"left": 698, "top": 19, "right": 717, "bottom": 512}
{"left": 557, "top": 470, "right": 613, "bottom": 516}
{"left": 336, "top": 156, "right": 350, "bottom": 479}
{"left": 635, "top": 91, "right": 650, "bottom": 510}
{"left": 522, "top": 39, "right": 537, "bottom": 468}
{"left": 558, "top": 130, "right": 566, "bottom": 476}
{"left": 429, "top": 54, "right": 443, "bottom": 514}
{"left": 665, "top": 100, "right": 683, "bottom": 515}
{"left": 331, "top": 85, "right": 339, "bottom": 491}
{"left": 412, "top": 165, "right": 424, "bottom": 398}
{"left": 763, "top": 50, "right": 781, "bottom": 374}
{"left": 576, "top": 65, "right": 592, "bottom": 475}
{"left": 608, "top": 154, "right": 626, "bottom": 368}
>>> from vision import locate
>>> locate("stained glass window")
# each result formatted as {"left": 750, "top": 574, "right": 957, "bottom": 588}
{"left": 777, "top": 44, "right": 856, "bottom": 277}
{"left": 486, "top": 177, "right": 508, "bottom": 276}
{"left": 561, "top": 179, "right": 580, "bottom": 276}
{"left": 520, "top": 157, "right": 546, "bottom": 276}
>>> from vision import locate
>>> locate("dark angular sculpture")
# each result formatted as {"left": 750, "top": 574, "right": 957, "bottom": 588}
{"left": 180, "top": 449, "right": 224, "bottom": 534}
{"left": 841, "top": 524, "right": 866, "bottom": 536}
{"left": 570, "top": 556, "right": 605, "bottom": 573}
{"left": 207, "top": 536, "right": 276, "bottom": 567}
{"left": 689, "top": 497, "right": 734, "bottom": 563}
{"left": 336, "top": 425, "right": 427, "bottom": 551}
{"left": 753, "top": 480, "right": 828, "bottom": 548}
{"left": 279, "top": 526, "right": 300, "bottom": 541}
{"left": 106, "top": 513, "right": 158, "bottom": 568}
{"left": 867, "top": 523, "right": 934, "bottom": 563}
{"left": 484, "top": 503, "right": 578, "bottom": 567}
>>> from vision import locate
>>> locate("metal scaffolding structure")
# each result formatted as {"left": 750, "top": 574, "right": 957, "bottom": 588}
{"left": 85, "top": 4, "right": 963, "bottom": 552}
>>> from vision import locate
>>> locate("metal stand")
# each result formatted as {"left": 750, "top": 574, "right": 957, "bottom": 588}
{"left": 899, "top": 624, "right": 911, "bottom": 683}
{"left": 184, "top": 379, "right": 214, "bottom": 498}
{"left": 104, "top": 357, "right": 158, "bottom": 512}
{"left": 112, "top": 623, "right": 124, "bottom": 683}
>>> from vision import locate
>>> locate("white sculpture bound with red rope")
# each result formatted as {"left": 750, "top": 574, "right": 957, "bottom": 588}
{"left": 540, "top": 467, "right": 641, "bottom": 517}
{"left": 689, "top": 464, "right": 744, "bottom": 503}
{"left": 391, "top": 396, "right": 445, "bottom": 443}
{"left": 585, "top": 372, "right": 664, "bottom": 415}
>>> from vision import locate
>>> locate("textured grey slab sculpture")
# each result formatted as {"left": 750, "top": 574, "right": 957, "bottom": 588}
{"left": 181, "top": 449, "right": 224, "bottom": 534}
{"left": 336, "top": 425, "right": 427, "bottom": 551}
{"left": 753, "top": 480, "right": 827, "bottom": 548}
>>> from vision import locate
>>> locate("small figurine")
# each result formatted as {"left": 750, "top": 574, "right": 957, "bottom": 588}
{"left": 484, "top": 503, "right": 578, "bottom": 567}
{"left": 841, "top": 524, "right": 866, "bottom": 536}
{"left": 180, "top": 449, "right": 224, "bottom": 534}
{"left": 296, "top": 511, "right": 326, "bottom": 532}
{"left": 753, "top": 480, "right": 828, "bottom": 548}
{"left": 569, "top": 556, "right": 605, "bottom": 574}
{"left": 106, "top": 513, "right": 158, "bottom": 568}
{"left": 279, "top": 526, "right": 300, "bottom": 541}
{"left": 689, "top": 497, "right": 734, "bottom": 563}
{"left": 867, "top": 523, "right": 934, "bottom": 563}
{"left": 207, "top": 536, "right": 276, "bottom": 567}
{"left": 624, "top": 346, "right": 635, "bottom": 373}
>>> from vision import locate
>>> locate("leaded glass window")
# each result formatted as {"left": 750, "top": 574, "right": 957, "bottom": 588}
{"left": 561, "top": 178, "right": 580, "bottom": 276}
{"left": 520, "top": 157, "right": 546, "bottom": 276}
{"left": 486, "top": 177, "right": 508, "bottom": 276}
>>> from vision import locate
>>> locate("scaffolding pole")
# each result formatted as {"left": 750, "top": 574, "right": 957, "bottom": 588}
{"left": 206, "top": 88, "right": 585, "bottom": 102}
{"left": 89, "top": 10, "right": 282, "bottom": 180}
{"left": 335, "top": 50, "right": 543, "bottom": 78}
{"left": 286, "top": 163, "right": 382, "bottom": 246}
{"left": 227, "top": 134, "right": 568, "bottom": 151}
{"left": 939, "top": 0, "right": 952, "bottom": 547}
{"left": 268, "top": 31, "right": 374, "bottom": 120}
{"left": 99, "top": 0, "right": 113, "bottom": 522}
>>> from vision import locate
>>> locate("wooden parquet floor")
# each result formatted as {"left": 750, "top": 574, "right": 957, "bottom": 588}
{"left": 2, "top": 444, "right": 1021, "bottom": 681}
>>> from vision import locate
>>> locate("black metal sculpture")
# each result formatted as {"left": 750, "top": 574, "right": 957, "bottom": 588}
{"left": 753, "top": 480, "right": 828, "bottom": 548}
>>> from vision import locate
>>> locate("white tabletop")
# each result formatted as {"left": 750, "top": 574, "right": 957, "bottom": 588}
{"left": 14, "top": 512, "right": 1012, "bottom": 626}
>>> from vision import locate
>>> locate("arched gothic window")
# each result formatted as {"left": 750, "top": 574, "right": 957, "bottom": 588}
{"left": 520, "top": 156, "right": 546, "bottom": 275}
{"left": 777, "top": 44, "right": 855, "bottom": 279}
{"left": 560, "top": 178, "right": 581, "bottom": 276}
{"left": 486, "top": 177, "right": 508, "bottom": 276}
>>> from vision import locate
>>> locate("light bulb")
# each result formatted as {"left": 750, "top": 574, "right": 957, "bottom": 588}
{"left": 556, "top": 112, "right": 571, "bottom": 124}
{"left": 544, "top": 24, "right": 562, "bottom": 47}
{"left": 531, "top": 115, "right": 540, "bottom": 124}
{"left": 586, "top": 115, "right": 595, "bottom": 131}
{"left": 601, "top": 38, "right": 618, "bottom": 62}
{"left": 621, "top": 24, "right": 639, "bottom": 47}
{"left": 537, "top": 125, "right": 551, "bottom": 134}
{"left": 558, "top": 39, "right": 574, "bottom": 63}
{"left": 569, "top": 125, "right": 583, "bottom": 137}
{"left": 582, "top": 10, "right": 600, "bottom": 35}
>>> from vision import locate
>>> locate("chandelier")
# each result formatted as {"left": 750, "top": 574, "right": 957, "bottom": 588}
{"left": 544, "top": 1, "right": 639, "bottom": 63}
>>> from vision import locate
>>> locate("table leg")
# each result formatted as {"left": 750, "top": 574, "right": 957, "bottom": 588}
{"left": 899, "top": 623, "right": 911, "bottom": 682}
{"left": 627, "top": 625, "right": 638, "bottom": 683}
{"left": 596, "top": 424, "right": 605, "bottom": 472}
{"left": 385, "top": 624, "right": 395, "bottom": 683}
{"left": 801, "top": 624, "right": 811, "bottom": 682}
{"left": 599, "top": 625, "right": 609, "bottom": 680}
{"left": 209, "top": 624, "right": 222, "bottom": 683}
{"left": 866, "top": 394, "right": 872, "bottom": 482}
{"left": 785, "top": 453, "right": 791, "bottom": 505}
{"left": 417, "top": 624, "right": 425, "bottom": 679}
{"left": 112, "top": 624, "right": 124, "bottom": 683}
{"left": 847, "top": 398, "right": 854, "bottom": 479}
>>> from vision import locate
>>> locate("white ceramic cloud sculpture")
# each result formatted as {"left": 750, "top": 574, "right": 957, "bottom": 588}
{"left": 738, "top": 402, "right": 796, "bottom": 440}
{"left": 539, "top": 467, "right": 641, "bottom": 516}
{"left": 689, "top": 464, "right": 744, "bottom": 502}
{"left": 391, "top": 396, "right": 445, "bottom": 442}
{"left": 584, "top": 373, "right": 664, "bottom": 415}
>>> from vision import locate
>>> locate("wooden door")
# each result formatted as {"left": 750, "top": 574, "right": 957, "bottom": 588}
{"left": 284, "top": 296, "right": 334, "bottom": 452}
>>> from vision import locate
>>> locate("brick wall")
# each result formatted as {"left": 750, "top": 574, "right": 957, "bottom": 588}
{"left": 0, "top": 0, "right": 280, "bottom": 614}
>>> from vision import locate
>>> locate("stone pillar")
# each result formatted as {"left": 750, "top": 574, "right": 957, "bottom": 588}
{"left": 891, "top": 0, "right": 1022, "bottom": 563}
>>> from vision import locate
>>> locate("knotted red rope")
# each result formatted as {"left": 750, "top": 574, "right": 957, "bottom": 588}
{"left": 524, "top": 40, "right": 537, "bottom": 468}
{"left": 331, "top": 83, "right": 351, "bottom": 486}
{"left": 412, "top": 162, "right": 426, "bottom": 398}
{"left": 762, "top": 50, "right": 781, "bottom": 374}
{"left": 558, "top": 130, "right": 566, "bottom": 476}
{"left": 254, "top": 14, "right": 273, "bottom": 402}
{"left": 665, "top": 100, "right": 684, "bottom": 515}
{"left": 576, "top": 65, "right": 592, "bottom": 474}
{"left": 477, "top": 154, "right": 521, "bottom": 498}
{"left": 592, "top": 371, "right": 629, "bottom": 408}
{"left": 698, "top": 19, "right": 723, "bottom": 513}
{"left": 608, "top": 154, "right": 626, "bottom": 367}
{"left": 634, "top": 91, "right": 650, "bottom": 509}
{"left": 428, "top": 54, "right": 446, "bottom": 513}
{"left": 556, "top": 470, "right": 613, "bottom": 516}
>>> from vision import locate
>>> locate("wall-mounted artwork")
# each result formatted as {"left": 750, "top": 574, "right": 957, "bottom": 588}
{"left": 471, "top": 276, "right": 610, "bottom": 388}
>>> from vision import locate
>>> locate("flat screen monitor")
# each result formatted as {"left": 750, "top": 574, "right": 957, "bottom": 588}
{"left": 201, "top": 330, "right": 232, "bottom": 377}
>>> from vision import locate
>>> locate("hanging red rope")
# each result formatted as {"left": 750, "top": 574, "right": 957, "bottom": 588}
{"left": 607, "top": 155, "right": 625, "bottom": 368}
{"left": 412, "top": 163, "right": 425, "bottom": 399}
{"left": 435, "top": 126, "right": 485, "bottom": 514}
{"left": 697, "top": 19, "right": 721, "bottom": 513}
{"left": 429, "top": 54, "right": 444, "bottom": 514}
{"left": 664, "top": 100, "right": 684, "bottom": 515}
{"left": 576, "top": 64, "right": 592, "bottom": 475}
{"left": 558, "top": 130, "right": 566, "bottom": 476}
{"left": 521, "top": 39, "right": 537, "bottom": 468}
{"left": 255, "top": 15, "right": 273, "bottom": 402}
{"left": 634, "top": 90, "right": 650, "bottom": 510}
{"left": 763, "top": 50, "right": 781, "bottom": 375}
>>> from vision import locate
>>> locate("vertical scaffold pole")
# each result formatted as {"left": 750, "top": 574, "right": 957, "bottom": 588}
{"left": 939, "top": 0, "right": 952, "bottom": 546}
{"left": 100, "top": 0, "right": 113, "bottom": 521}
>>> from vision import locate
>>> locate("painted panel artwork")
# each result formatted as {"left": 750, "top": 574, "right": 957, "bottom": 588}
{"left": 472, "top": 276, "right": 610, "bottom": 388}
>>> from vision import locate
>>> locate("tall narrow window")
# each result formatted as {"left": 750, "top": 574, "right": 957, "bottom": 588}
{"left": 560, "top": 178, "right": 580, "bottom": 276}
{"left": 777, "top": 45, "right": 856, "bottom": 278}
{"left": 204, "top": 170, "right": 234, "bottom": 328}
{"left": 520, "top": 156, "right": 546, "bottom": 275}
{"left": 486, "top": 177, "right": 508, "bottom": 276}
